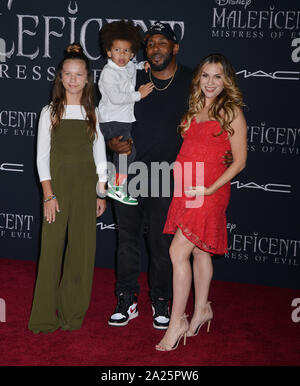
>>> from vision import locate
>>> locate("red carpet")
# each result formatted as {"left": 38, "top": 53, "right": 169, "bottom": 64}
{"left": 0, "top": 258, "right": 299, "bottom": 366}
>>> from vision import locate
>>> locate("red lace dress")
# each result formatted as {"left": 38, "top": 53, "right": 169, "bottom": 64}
{"left": 163, "top": 119, "right": 231, "bottom": 255}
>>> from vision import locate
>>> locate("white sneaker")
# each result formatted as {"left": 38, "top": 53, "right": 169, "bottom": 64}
{"left": 108, "top": 293, "right": 139, "bottom": 327}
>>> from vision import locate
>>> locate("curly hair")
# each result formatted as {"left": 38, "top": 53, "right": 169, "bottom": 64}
{"left": 50, "top": 43, "right": 96, "bottom": 139}
{"left": 100, "top": 20, "right": 141, "bottom": 55}
{"left": 180, "top": 53, "right": 244, "bottom": 137}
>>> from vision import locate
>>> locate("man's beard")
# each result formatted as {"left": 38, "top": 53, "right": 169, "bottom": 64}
{"left": 148, "top": 52, "right": 173, "bottom": 71}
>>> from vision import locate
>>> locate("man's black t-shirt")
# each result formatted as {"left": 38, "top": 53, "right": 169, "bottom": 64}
{"left": 132, "top": 65, "right": 193, "bottom": 165}
{"left": 128, "top": 64, "right": 193, "bottom": 197}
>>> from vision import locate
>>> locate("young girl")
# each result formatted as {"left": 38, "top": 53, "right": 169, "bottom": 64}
{"left": 28, "top": 43, "right": 107, "bottom": 334}
{"left": 155, "top": 54, "right": 248, "bottom": 351}
{"left": 98, "top": 20, "right": 153, "bottom": 205}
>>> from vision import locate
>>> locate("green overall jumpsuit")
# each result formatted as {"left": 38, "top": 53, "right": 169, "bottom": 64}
{"left": 28, "top": 119, "right": 97, "bottom": 333}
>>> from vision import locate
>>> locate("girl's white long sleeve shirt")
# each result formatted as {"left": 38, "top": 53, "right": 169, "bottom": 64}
{"left": 98, "top": 59, "right": 144, "bottom": 123}
{"left": 36, "top": 104, "right": 107, "bottom": 182}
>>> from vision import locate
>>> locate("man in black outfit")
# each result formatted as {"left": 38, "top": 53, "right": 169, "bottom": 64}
{"left": 107, "top": 23, "right": 194, "bottom": 329}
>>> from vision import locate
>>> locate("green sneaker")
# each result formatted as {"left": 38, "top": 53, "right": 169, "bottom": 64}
{"left": 107, "top": 184, "right": 138, "bottom": 206}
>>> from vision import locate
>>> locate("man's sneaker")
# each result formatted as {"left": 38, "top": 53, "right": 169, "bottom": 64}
{"left": 108, "top": 292, "right": 138, "bottom": 327}
{"left": 107, "top": 183, "right": 138, "bottom": 206}
{"left": 152, "top": 298, "right": 170, "bottom": 330}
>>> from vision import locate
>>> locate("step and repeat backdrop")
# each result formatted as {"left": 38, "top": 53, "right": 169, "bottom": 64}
{"left": 0, "top": 0, "right": 299, "bottom": 288}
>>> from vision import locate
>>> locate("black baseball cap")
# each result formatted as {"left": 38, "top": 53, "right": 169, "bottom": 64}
{"left": 144, "top": 22, "right": 178, "bottom": 43}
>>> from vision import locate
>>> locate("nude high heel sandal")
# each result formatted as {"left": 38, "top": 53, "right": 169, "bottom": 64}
{"left": 155, "top": 314, "right": 189, "bottom": 351}
{"left": 187, "top": 302, "right": 213, "bottom": 337}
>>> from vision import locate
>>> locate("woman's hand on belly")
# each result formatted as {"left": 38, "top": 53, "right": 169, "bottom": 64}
{"left": 185, "top": 185, "right": 215, "bottom": 196}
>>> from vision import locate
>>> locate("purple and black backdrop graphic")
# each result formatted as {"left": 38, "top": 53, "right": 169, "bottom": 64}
{"left": 0, "top": 0, "right": 299, "bottom": 288}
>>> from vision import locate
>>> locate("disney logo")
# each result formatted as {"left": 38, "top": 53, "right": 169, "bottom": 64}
{"left": 227, "top": 223, "right": 237, "bottom": 233}
{"left": 215, "top": 0, "right": 252, "bottom": 10}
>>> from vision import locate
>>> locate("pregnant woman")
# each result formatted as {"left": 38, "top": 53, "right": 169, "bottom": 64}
{"left": 156, "top": 53, "right": 248, "bottom": 351}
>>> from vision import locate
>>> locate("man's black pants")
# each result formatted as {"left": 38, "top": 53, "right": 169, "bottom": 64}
{"left": 114, "top": 196, "right": 173, "bottom": 301}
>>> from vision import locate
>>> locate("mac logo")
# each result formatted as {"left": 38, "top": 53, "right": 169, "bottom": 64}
{"left": 231, "top": 181, "right": 291, "bottom": 193}
{"left": 0, "top": 163, "right": 24, "bottom": 172}
{"left": 236, "top": 70, "right": 300, "bottom": 81}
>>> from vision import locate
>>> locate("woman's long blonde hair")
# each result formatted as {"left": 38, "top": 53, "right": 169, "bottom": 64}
{"left": 50, "top": 43, "right": 97, "bottom": 139}
{"left": 180, "top": 53, "right": 244, "bottom": 137}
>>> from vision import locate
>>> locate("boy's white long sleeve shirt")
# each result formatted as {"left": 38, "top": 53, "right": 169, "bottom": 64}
{"left": 36, "top": 105, "right": 107, "bottom": 182}
{"left": 98, "top": 59, "right": 145, "bottom": 123}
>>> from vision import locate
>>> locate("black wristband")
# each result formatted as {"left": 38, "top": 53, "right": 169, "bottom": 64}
{"left": 97, "top": 192, "right": 107, "bottom": 199}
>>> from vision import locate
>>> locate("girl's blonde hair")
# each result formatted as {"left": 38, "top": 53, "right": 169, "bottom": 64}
{"left": 180, "top": 53, "right": 244, "bottom": 137}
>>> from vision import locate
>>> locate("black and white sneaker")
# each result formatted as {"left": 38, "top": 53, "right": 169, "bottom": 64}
{"left": 152, "top": 298, "right": 170, "bottom": 330}
{"left": 108, "top": 292, "right": 138, "bottom": 327}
